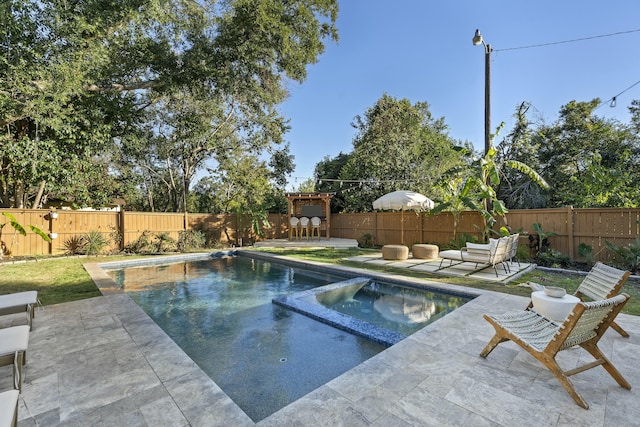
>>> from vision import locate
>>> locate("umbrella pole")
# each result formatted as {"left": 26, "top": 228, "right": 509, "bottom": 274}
{"left": 401, "top": 209, "right": 404, "bottom": 245}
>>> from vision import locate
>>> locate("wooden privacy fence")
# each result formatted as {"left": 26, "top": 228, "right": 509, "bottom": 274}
{"left": 0, "top": 209, "right": 290, "bottom": 257}
{"left": 2, "top": 207, "right": 640, "bottom": 263}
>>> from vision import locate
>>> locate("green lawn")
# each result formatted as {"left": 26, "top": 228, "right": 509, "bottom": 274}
{"left": 1, "top": 249, "right": 638, "bottom": 316}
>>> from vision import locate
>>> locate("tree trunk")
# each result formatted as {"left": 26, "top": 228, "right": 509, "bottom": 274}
{"left": 31, "top": 180, "right": 46, "bottom": 208}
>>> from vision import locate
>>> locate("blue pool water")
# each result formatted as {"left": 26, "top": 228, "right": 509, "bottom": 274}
{"left": 107, "top": 255, "right": 385, "bottom": 422}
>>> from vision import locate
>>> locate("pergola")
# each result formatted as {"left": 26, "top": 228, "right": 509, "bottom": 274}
{"left": 285, "top": 192, "right": 334, "bottom": 239}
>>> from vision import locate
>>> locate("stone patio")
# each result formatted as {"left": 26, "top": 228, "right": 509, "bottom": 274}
{"left": 2, "top": 254, "right": 639, "bottom": 426}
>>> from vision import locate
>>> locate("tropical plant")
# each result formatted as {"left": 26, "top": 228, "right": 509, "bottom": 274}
{"left": 154, "top": 232, "right": 176, "bottom": 253}
{"left": 84, "top": 231, "right": 110, "bottom": 256}
{"left": 605, "top": 239, "right": 640, "bottom": 274}
{"left": 63, "top": 236, "right": 87, "bottom": 255}
{"left": 530, "top": 223, "right": 557, "bottom": 255}
{"left": 433, "top": 125, "right": 549, "bottom": 242}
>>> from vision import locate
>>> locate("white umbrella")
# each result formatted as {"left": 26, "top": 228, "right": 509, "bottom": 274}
{"left": 372, "top": 190, "right": 434, "bottom": 244}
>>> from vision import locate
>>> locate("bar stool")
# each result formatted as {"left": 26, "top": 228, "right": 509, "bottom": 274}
{"left": 299, "top": 217, "right": 310, "bottom": 240}
{"left": 289, "top": 217, "right": 300, "bottom": 240}
{"left": 311, "top": 216, "right": 321, "bottom": 240}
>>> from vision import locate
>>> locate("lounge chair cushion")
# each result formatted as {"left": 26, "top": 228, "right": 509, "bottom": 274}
{"left": 0, "top": 389, "right": 19, "bottom": 427}
{"left": 0, "top": 291, "right": 38, "bottom": 330}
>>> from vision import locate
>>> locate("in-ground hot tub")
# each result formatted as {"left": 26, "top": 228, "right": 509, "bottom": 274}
{"left": 273, "top": 277, "right": 473, "bottom": 347}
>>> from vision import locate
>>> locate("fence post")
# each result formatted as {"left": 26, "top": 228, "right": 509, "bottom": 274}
{"left": 48, "top": 211, "right": 54, "bottom": 255}
{"left": 119, "top": 209, "right": 126, "bottom": 251}
{"left": 567, "top": 205, "right": 574, "bottom": 260}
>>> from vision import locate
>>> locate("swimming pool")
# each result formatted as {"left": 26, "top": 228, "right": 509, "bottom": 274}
{"left": 106, "top": 254, "right": 384, "bottom": 422}
{"left": 104, "top": 252, "right": 473, "bottom": 422}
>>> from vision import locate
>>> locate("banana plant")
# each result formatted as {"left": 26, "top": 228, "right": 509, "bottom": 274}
{"left": 1, "top": 212, "right": 51, "bottom": 256}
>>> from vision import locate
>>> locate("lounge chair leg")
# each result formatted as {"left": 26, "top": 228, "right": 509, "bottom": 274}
{"left": 610, "top": 321, "right": 630, "bottom": 338}
{"left": 579, "top": 342, "right": 631, "bottom": 389}
{"left": 543, "top": 357, "right": 589, "bottom": 409}
{"left": 479, "top": 333, "right": 507, "bottom": 358}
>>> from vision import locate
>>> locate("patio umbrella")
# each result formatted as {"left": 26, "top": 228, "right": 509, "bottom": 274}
{"left": 372, "top": 190, "right": 434, "bottom": 244}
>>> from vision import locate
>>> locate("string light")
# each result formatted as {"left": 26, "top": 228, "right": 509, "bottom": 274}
{"left": 595, "top": 79, "right": 640, "bottom": 110}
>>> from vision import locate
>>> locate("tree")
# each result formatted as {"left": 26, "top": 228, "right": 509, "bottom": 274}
{"left": 1, "top": 0, "right": 339, "bottom": 209}
{"left": 495, "top": 102, "right": 548, "bottom": 209}
{"left": 319, "top": 94, "right": 464, "bottom": 212}
{"left": 313, "top": 152, "right": 352, "bottom": 212}
{"left": 433, "top": 124, "right": 548, "bottom": 241}
{"left": 536, "top": 100, "right": 640, "bottom": 207}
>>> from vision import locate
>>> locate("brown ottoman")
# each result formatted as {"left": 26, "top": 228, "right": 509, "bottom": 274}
{"left": 412, "top": 244, "right": 439, "bottom": 259}
{"left": 382, "top": 244, "right": 409, "bottom": 260}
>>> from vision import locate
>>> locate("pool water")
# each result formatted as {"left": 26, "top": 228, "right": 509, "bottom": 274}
{"left": 321, "top": 281, "right": 470, "bottom": 336}
{"left": 107, "top": 256, "right": 385, "bottom": 422}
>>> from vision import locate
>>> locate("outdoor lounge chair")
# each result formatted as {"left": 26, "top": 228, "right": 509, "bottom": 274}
{"left": 0, "top": 291, "right": 38, "bottom": 330}
{"left": 0, "top": 325, "right": 30, "bottom": 392}
{"left": 480, "top": 293, "right": 631, "bottom": 409}
{"left": 0, "top": 389, "right": 19, "bottom": 427}
{"left": 438, "top": 236, "right": 510, "bottom": 277}
{"left": 504, "top": 233, "right": 520, "bottom": 271}
{"left": 527, "top": 261, "right": 631, "bottom": 337}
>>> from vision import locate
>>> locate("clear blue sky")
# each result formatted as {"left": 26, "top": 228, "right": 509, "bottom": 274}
{"left": 279, "top": 0, "right": 640, "bottom": 190}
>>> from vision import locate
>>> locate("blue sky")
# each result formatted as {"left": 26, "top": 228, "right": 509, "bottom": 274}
{"left": 279, "top": 0, "right": 640, "bottom": 190}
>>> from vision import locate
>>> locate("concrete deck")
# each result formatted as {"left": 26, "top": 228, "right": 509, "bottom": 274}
{"left": 254, "top": 237, "right": 359, "bottom": 249}
{"left": 2, "top": 255, "right": 639, "bottom": 426}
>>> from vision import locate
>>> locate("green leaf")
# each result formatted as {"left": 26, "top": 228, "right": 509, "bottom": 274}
{"left": 29, "top": 225, "right": 52, "bottom": 242}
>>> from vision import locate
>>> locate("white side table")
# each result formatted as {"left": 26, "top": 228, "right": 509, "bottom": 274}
{"left": 531, "top": 291, "right": 580, "bottom": 322}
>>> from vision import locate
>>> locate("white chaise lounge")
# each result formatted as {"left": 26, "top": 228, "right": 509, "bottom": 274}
{"left": 0, "top": 325, "right": 30, "bottom": 392}
{"left": 438, "top": 236, "right": 510, "bottom": 277}
{"left": 0, "top": 291, "right": 38, "bottom": 330}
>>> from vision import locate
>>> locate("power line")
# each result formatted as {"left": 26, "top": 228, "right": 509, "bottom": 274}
{"left": 495, "top": 28, "right": 640, "bottom": 52}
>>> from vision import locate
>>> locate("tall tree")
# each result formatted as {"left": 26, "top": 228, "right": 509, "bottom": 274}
{"left": 1, "top": 0, "right": 339, "bottom": 208}
{"left": 495, "top": 102, "right": 548, "bottom": 209}
{"left": 536, "top": 100, "right": 640, "bottom": 207}
{"left": 331, "top": 94, "right": 464, "bottom": 212}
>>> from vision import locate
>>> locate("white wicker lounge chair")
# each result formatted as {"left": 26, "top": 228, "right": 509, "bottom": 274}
{"left": 528, "top": 261, "right": 630, "bottom": 337}
{"left": 480, "top": 293, "right": 631, "bottom": 409}
{"left": 438, "top": 236, "right": 510, "bottom": 277}
{"left": 0, "top": 291, "right": 38, "bottom": 330}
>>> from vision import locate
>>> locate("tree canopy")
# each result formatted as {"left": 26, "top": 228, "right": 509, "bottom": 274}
{"left": 1, "top": 0, "right": 338, "bottom": 209}
{"left": 315, "top": 94, "right": 466, "bottom": 212}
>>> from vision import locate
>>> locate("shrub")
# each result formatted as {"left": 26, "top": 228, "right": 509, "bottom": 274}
{"left": 177, "top": 230, "right": 206, "bottom": 252}
{"left": 154, "top": 232, "right": 176, "bottom": 253}
{"left": 63, "top": 235, "right": 87, "bottom": 255}
{"left": 535, "top": 249, "right": 572, "bottom": 268}
{"left": 605, "top": 239, "right": 640, "bottom": 273}
{"left": 125, "top": 231, "right": 154, "bottom": 254}
{"left": 84, "top": 230, "right": 110, "bottom": 256}
{"left": 358, "top": 233, "right": 374, "bottom": 248}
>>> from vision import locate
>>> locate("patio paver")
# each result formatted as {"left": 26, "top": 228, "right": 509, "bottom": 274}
{"left": 2, "top": 254, "right": 638, "bottom": 426}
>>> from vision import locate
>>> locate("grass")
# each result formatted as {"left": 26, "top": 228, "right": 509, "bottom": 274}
{"left": 1, "top": 248, "right": 639, "bottom": 316}
{"left": 0, "top": 255, "right": 142, "bottom": 305}
{"left": 252, "top": 247, "right": 640, "bottom": 316}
